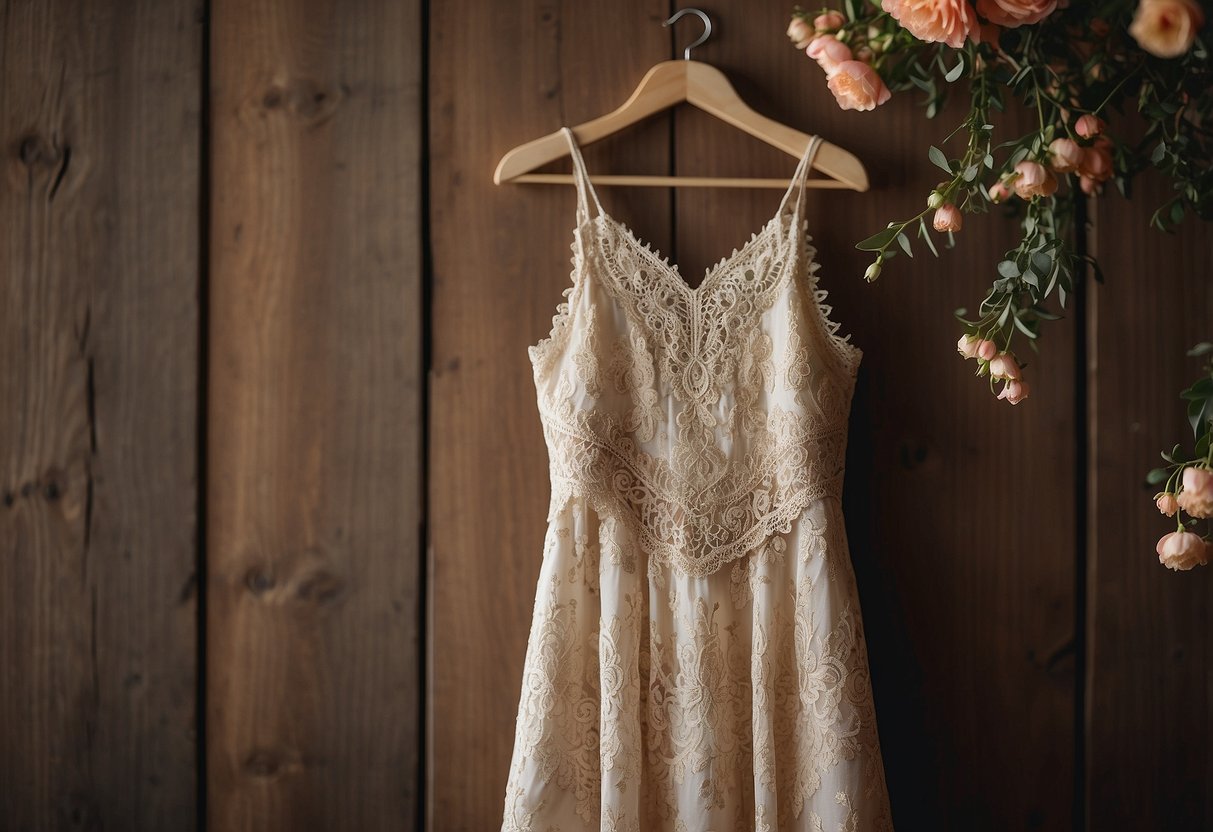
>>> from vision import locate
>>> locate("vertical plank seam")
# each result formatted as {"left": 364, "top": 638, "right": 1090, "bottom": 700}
{"left": 197, "top": 0, "right": 212, "bottom": 827}
{"left": 420, "top": 0, "right": 434, "bottom": 827}
{"left": 1074, "top": 189, "right": 1093, "bottom": 832}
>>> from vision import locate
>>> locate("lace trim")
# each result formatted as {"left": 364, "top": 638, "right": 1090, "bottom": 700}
{"left": 526, "top": 226, "right": 585, "bottom": 375}
{"left": 795, "top": 218, "right": 864, "bottom": 379}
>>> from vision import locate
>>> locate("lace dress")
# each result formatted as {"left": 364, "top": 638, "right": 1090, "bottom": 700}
{"left": 502, "top": 127, "right": 894, "bottom": 832}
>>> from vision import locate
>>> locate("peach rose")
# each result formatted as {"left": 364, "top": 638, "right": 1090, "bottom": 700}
{"left": 826, "top": 61, "right": 893, "bottom": 111}
{"left": 1012, "top": 160, "right": 1057, "bottom": 198}
{"left": 1079, "top": 175, "right": 1101, "bottom": 196}
{"left": 1156, "top": 530, "right": 1210, "bottom": 571}
{"left": 815, "top": 10, "right": 847, "bottom": 31}
{"left": 1156, "top": 493, "right": 1180, "bottom": 517}
{"left": 1047, "top": 137, "right": 1084, "bottom": 173}
{"left": 977, "top": 339, "right": 997, "bottom": 360}
{"left": 976, "top": 0, "right": 1057, "bottom": 27}
{"left": 1177, "top": 466, "right": 1213, "bottom": 518}
{"left": 1078, "top": 142, "right": 1113, "bottom": 183}
{"left": 1075, "top": 114, "right": 1105, "bottom": 138}
{"left": 933, "top": 203, "right": 963, "bottom": 232}
{"left": 988, "top": 352, "right": 1022, "bottom": 380}
{"left": 1129, "top": 0, "right": 1205, "bottom": 58}
{"left": 808, "top": 35, "right": 854, "bottom": 77}
{"left": 958, "top": 333, "right": 981, "bottom": 358}
{"left": 997, "top": 378, "right": 1030, "bottom": 404}
{"left": 788, "top": 16, "right": 816, "bottom": 48}
{"left": 881, "top": 0, "right": 980, "bottom": 48}
{"left": 988, "top": 178, "right": 1014, "bottom": 203}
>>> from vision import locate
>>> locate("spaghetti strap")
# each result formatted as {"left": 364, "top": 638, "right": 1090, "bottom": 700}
{"left": 777, "top": 133, "right": 825, "bottom": 218}
{"left": 561, "top": 127, "right": 605, "bottom": 222}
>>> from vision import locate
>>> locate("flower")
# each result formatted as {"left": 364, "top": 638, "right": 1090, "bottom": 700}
{"left": 988, "top": 352, "right": 1022, "bottom": 380}
{"left": 880, "top": 0, "right": 979, "bottom": 48}
{"left": 1079, "top": 175, "right": 1101, "bottom": 196}
{"left": 1156, "top": 530, "right": 1210, "bottom": 571}
{"left": 958, "top": 333, "right": 981, "bottom": 358}
{"left": 815, "top": 10, "right": 847, "bottom": 31}
{"left": 1078, "top": 141, "right": 1113, "bottom": 183}
{"left": 1047, "top": 137, "right": 1084, "bottom": 173}
{"left": 976, "top": 0, "right": 1057, "bottom": 27}
{"left": 864, "top": 262, "right": 882, "bottom": 281}
{"left": 933, "top": 203, "right": 963, "bottom": 232}
{"left": 788, "top": 15, "right": 816, "bottom": 48}
{"left": 997, "top": 378, "right": 1030, "bottom": 404}
{"left": 808, "top": 35, "right": 854, "bottom": 77}
{"left": 826, "top": 61, "right": 893, "bottom": 111}
{"left": 988, "top": 178, "right": 1014, "bottom": 203}
{"left": 1011, "top": 160, "right": 1057, "bottom": 198}
{"left": 1177, "top": 466, "right": 1213, "bottom": 518}
{"left": 978, "top": 339, "right": 997, "bottom": 360}
{"left": 1129, "top": 0, "right": 1205, "bottom": 58}
{"left": 1156, "top": 493, "right": 1180, "bottom": 516}
{"left": 1075, "top": 114, "right": 1105, "bottom": 138}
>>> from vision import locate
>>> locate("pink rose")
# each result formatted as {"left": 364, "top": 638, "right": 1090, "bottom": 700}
{"left": 826, "top": 61, "right": 893, "bottom": 111}
{"left": 957, "top": 333, "right": 981, "bottom": 358}
{"left": 977, "top": 339, "right": 997, "bottom": 360}
{"left": 988, "top": 179, "right": 1014, "bottom": 203}
{"left": 808, "top": 35, "right": 855, "bottom": 77}
{"left": 881, "top": 0, "right": 980, "bottom": 48}
{"left": 1079, "top": 175, "right": 1101, "bottom": 196}
{"left": 815, "top": 10, "right": 847, "bottom": 31}
{"left": 1156, "top": 530, "right": 1210, "bottom": 571}
{"left": 1177, "top": 466, "right": 1213, "bottom": 518}
{"left": 1156, "top": 493, "right": 1180, "bottom": 517}
{"left": 788, "top": 16, "right": 816, "bottom": 48}
{"left": 1012, "top": 160, "right": 1056, "bottom": 198}
{"left": 976, "top": 0, "right": 1057, "bottom": 27}
{"left": 1075, "top": 114, "right": 1106, "bottom": 138}
{"left": 933, "top": 203, "right": 963, "bottom": 232}
{"left": 1078, "top": 142, "right": 1113, "bottom": 183}
{"left": 996, "top": 378, "right": 1030, "bottom": 404}
{"left": 1047, "top": 137, "right": 1084, "bottom": 173}
{"left": 988, "top": 352, "right": 1022, "bottom": 380}
{"left": 1130, "top": 0, "right": 1205, "bottom": 58}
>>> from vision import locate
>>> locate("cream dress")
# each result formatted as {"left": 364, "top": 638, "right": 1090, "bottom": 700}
{"left": 502, "top": 127, "right": 894, "bottom": 831}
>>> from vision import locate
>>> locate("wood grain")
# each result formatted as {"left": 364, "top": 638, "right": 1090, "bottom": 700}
{"left": 0, "top": 0, "right": 202, "bottom": 828}
{"left": 427, "top": 0, "right": 673, "bottom": 826}
{"left": 207, "top": 0, "right": 423, "bottom": 828}
{"left": 1086, "top": 168, "right": 1213, "bottom": 829}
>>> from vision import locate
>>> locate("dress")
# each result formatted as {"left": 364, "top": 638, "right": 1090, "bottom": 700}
{"left": 502, "top": 126, "right": 894, "bottom": 832}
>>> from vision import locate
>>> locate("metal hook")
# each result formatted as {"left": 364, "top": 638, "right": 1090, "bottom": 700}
{"left": 662, "top": 8, "right": 712, "bottom": 61}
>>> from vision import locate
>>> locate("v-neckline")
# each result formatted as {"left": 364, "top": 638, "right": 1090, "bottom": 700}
{"left": 593, "top": 207, "right": 789, "bottom": 299}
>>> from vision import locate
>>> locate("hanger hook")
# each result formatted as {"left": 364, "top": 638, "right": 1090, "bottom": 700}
{"left": 662, "top": 8, "right": 712, "bottom": 60}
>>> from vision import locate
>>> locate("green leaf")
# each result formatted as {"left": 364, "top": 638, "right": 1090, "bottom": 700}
{"left": 855, "top": 226, "right": 900, "bottom": 251}
{"left": 1187, "top": 342, "right": 1213, "bottom": 357}
{"left": 919, "top": 218, "right": 940, "bottom": 257}
{"left": 928, "top": 145, "right": 951, "bottom": 173}
{"left": 897, "top": 232, "right": 914, "bottom": 258}
{"left": 1147, "top": 467, "right": 1170, "bottom": 485}
{"left": 1013, "top": 315, "right": 1038, "bottom": 339}
{"left": 1189, "top": 397, "right": 1207, "bottom": 438}
{"left": 945, "top": 57, "right": 965, "bottom": 82}
{"left": 997, "top": 260, "right": 1020, "bottom": 278}
{"left": 1181, "top": 378, "right": 1213, "bottom": 400}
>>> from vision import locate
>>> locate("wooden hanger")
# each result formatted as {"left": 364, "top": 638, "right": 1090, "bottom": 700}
{"left": 493, "top": 8, "right": 868, "bottom": 192}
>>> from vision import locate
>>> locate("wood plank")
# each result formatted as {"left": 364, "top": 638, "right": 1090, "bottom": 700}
{"left": 207, "top": 0, "right": 423, "bottom": 828}
{"left": 0, "top": 0, "right": 202, "bottom": 828}
{"left": 1086, "top": 167, "right": 1213, "bottom": 829}
{"left": 427, "top": 0, "right": 673, "bottom": 826}
{"left": 673, "top": 6, "right": 1075, "bottom": 827}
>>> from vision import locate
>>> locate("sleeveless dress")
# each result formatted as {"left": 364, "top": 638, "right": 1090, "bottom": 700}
{"left": 502, "top": 127, "right": 894, "bottom": 832}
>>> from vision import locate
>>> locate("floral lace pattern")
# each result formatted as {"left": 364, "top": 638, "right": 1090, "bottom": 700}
{"left": 504, "top": 126, "right": 890, "bottom": 830}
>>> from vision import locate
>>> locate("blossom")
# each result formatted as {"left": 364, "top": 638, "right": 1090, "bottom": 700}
{"left": 1075, "top": 114, "right": 1105, "bottom": 138}
{"left": 1011, "top": 160, "right": 1057, "bottom": 198}
{"left": 988, "top": 178, "right": 1014, "bottom": 203}
{"left": 933, "top": 203, "right": 963, "bottom": 232}
{"left": 997, "top": 378, "right": 1030, "bottom": 404}
{"left": 808, "top": 35, "right": 854, "bottom": 77}
{"left": 1156, "top": 530, "right": 1210, "bottom": 571}
{"left": 1177, "top": 466, "right": 1213, "bottom": 518}
{"left": 1129, "top": 0, "right": 1205, "bottom": 58}
{"left": 788, "top": 16, "right": 816, "bottom": 48}
{"left": 976, "top": 0, "right": 1057, "bottom": 27}
{"left": 1079, "top": 175, "right": 1101, "bottom": 196}
{"left": 826, "top": 61, "right": 893, "bottom": 111}
{"left": 957, "top": 333, "right": 982, "bottom": 358}
{"left": 1047, "top": 137, "right": 1084, "bottom": 173}
{"left": 1156, "top": 493, "right": 1179, "bottom": 517}
{"left": 1078, "top": 140, "right": 1113, "bottom": 183}
{"left": 815, "top": 10, "right": 847, "bottom": 31}
{"left": 988, "top": 352, "right": 1022, "bottom": 380}
{"left": 880, "top": 0, "right": 980, "bottom": 48}
{"left": 977, "top": 339, "right": 997, "bottom": 360}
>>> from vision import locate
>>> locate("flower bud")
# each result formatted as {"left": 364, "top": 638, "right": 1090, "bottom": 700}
{"left": 864, "top": 261, "right": 882, "bottom": 281}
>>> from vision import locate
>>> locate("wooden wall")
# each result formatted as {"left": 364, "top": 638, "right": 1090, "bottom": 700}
{"left": 0, "top": 0, "right": 1208, "bottom": 830}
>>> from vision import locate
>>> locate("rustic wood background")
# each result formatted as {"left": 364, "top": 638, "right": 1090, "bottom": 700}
{"left": 0, "top": 0, "right": 1209, "bottom": 829}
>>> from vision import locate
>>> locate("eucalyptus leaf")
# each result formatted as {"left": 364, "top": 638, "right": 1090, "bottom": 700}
{"left": 855, "top": 226, "right": 900, "bottom": 251}
{"left": 1147, "top": 467, "right": 1170, "bottom": 485}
